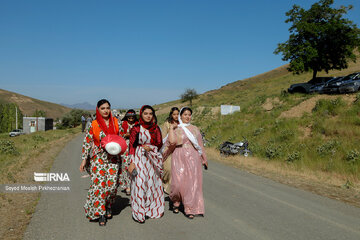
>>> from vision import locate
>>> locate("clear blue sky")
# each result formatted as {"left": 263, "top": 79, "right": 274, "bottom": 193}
{"left": 0, "top": 0, "right": 359, "bottom": 108}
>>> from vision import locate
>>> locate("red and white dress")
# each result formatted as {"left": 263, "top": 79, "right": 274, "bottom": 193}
{"left": 129, "top": 125, "right": 164, "bottom": 222}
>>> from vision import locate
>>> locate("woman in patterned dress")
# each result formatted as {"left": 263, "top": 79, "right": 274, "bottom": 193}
{"left": 128, "top": 105, "right": 164, "bottom": 223}
{"left": 119, "top": 109, "right": 138, "bottom": 195}
{"left": 168, "top": 107, "right": 208, "bottom": 219}
{"left": 161, "top": 107, "right": 179, "bottom": 194}
{"left": 79, "top": 99, "right": 122, "bottom": 226}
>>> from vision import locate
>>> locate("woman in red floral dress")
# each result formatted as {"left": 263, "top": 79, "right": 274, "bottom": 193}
{"left": 80, "top": 99, "right": 122, "bottom": 226}
{"left": 119, "top": 109, "right": 138, "bottom": 195}
{"left": 128, "top": 105, "right": 164, "bottom": 223}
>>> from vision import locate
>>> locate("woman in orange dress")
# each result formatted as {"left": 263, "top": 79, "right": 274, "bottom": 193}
{"left": 80, "top": 99, "right": 122, "bottom": 226}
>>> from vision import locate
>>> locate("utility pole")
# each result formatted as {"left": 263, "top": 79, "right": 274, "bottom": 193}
{"left": 15, "top": 106, "right": 18, "bottom": 129}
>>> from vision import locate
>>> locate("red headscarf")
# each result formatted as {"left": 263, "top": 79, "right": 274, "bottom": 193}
{"left": 139, "top": 105, "right": 158, "bottom": 144}
{"left": 96, "top": 107, "right": 116, "bottom": 135}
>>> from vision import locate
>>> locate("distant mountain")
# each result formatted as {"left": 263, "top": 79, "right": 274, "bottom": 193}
{"left": 0, "top": 89, "right": 71, "bottom": 119}
{"left": 60, "top": 102, "right": 96, "bottom": 110}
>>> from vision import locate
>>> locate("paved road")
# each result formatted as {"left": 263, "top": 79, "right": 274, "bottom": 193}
{"left": 24, "top": 134, "right": 360, "bottom": 240}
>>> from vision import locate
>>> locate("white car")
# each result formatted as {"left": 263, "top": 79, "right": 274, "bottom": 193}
{"left": 9, "top": 129, "right": 25, "bottom": 137}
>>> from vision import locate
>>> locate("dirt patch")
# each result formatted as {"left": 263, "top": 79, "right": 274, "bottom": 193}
{"left": 279, "top": 94, "right": 357, "bottom": 118}
{"left": 0, "top": 133, "right": 80, "bottom": 240}
{"left": 262, "top": 97, "right": 282, "bottom": 111}
{"left": 206, "top": 148, "right": 360, "bottom": 208}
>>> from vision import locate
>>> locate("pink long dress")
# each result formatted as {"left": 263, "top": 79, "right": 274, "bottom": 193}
{"left": 170, "top": 125, "right": 207, "bottom": 215}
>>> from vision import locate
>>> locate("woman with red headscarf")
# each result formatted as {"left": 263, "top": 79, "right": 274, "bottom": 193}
{"left": 128, "top": 105, "right": 164, "bottom": 223}
{"left": 79, "top": 99, "right": 122, "bottom": 226}
{"left": 118, "top": 109, "right": 138, "bottom": 195}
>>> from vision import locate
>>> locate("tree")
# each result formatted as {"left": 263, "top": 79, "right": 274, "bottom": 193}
{"left": 180, "top": 88, "right": 198, "bottom": 107}
{"left": 274, "top": 0, "right": 360, "bottom": 79}
{"left": 58, "top": 109, "right": 90, "bottom": 129}
{"left": 32, "top": 109, "right": 47, "bottom": 117}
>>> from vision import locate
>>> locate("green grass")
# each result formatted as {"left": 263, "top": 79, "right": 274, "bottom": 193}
{"left": 0, "top": 128, "right": 80, "bottom": 182}
{"left": 155, "top": 62, "right": 360, "bottom": 180}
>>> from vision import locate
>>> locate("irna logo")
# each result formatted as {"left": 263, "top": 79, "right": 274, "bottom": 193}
{"left": 34, "top": 172, "right": 70, "bottom": 182}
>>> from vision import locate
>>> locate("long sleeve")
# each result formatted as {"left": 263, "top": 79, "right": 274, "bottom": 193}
{"left": 81, "top": 125, "right": 94, "bottom": 162}
{"left": 129, "top": 126, "right": 139, "bottom": 156}
{"left": 154, "top": 126, "right": 163, "bottom": 150}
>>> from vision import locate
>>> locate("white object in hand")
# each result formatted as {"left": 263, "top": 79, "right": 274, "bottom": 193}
{"left": 105, "top": 142, "right": 122, "bottom": 155}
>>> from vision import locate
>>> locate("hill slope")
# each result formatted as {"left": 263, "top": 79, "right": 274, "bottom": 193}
{"left": 155, "top": 58, "right": 360, "bottom": 181}
{"left": 0, "top": 89, "right": 71, "bottom": 119}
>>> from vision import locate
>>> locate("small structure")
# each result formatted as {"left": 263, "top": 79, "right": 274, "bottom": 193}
{"left": 23, "top": 117, "right": 53, "bottom": 134}
{"left": 220, "top": 105, "right": 240, "bottom": 115}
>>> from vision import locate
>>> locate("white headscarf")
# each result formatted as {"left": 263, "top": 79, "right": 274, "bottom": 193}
{"left": 178, "top": 107, "right": 202, "bottom": 156}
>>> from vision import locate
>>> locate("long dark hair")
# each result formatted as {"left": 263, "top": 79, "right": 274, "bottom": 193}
{"left": 180, "top": 107, "right": 192, "bottom": 116}
{"left": 166, "top": 107, "right": 180, "bottom": 123}
{"left": 140, "top": 105, "right": 157, "bottom": 125}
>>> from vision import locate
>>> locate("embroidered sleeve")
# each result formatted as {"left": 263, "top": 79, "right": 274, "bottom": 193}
{"left": 81, "top": 125, "right": 94, "bottom": 162}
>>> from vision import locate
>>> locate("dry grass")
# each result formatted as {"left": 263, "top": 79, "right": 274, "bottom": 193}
{"left": 0, "top": 88, "right": 71, "bottom": 119}
{"left": 0, "top": 128, "right": 80, "bottom": 240}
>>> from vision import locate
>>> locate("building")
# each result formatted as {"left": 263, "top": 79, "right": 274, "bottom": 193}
{"left": 23, "top": 117, "right": 53, "bottom": 134}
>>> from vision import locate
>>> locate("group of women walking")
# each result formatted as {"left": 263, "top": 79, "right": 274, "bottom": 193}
{"left": 80, "top": 99, "right": 208, "bottom": 226}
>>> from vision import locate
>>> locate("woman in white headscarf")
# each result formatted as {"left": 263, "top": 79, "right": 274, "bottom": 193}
{"left": 168, "top": 107, "right": 208, "bottom": 219}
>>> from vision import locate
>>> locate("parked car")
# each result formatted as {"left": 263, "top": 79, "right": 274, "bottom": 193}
{"left": 288, "top": 77, "right": 335, "bottom": 94}
{"left": 321, "top": 72, "right": 360, "bottom": 94}
{"left": 9, "top": 129, "right": 25, "bottom": 137}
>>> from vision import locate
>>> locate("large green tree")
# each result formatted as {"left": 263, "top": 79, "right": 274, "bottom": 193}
{"left": 274, "top": 0, "right": 360, "bottom": 79}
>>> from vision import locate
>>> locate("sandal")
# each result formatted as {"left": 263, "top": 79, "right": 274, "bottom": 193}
{"left": 186, "top": 214, "right": 194, "bottom": 219}
{"left": 106, "top": 207, "right": 112, "bottom": 219}
{"left": 99, "top": 215, "right": 107, "bottom": 226}
{"left": 173, "top": 205, "right": 180, "bottom": 214}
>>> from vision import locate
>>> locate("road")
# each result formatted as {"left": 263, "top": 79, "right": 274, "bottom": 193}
{"left": 24, "top": 134, "right": 360, "bottom": 240}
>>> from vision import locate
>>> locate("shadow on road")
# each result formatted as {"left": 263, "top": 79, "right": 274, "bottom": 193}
{"left": 112, "top": 195, "right": 130, "bottom": 216}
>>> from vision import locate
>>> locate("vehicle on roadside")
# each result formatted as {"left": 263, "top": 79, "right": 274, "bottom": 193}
{"left": 9, "top": 129, "right": 25, "bottom": 137}
{"left": 288, "top": 77, "right": 335, "bottom": 94}
{"left": 219, "top": 137, "right": 252, "bottom": 157}
{"left": 321, "top": 72, "right": 360, "bottom": 94}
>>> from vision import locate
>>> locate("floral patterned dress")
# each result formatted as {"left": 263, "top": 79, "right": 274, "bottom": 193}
{"left": 118, "top": 120, "right": 137, "bottom": 191}
{"left": 81, "top": 122, "right": 121, "bottom": 220}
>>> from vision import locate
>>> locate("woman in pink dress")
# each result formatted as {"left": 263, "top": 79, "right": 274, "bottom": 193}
{"left": 128, "top": 105, "right": 164, "bottom": 223}
{"left": 168, "top": 107, "right": 208, "bottom": 219}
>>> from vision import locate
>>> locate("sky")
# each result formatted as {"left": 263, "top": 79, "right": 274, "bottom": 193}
{"left": 0, "top": 0, "right": 359, "bottom": 109}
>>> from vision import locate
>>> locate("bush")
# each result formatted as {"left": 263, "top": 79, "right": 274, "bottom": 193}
{"left": 286, "top": 151, "right": 301, "bottom": 163}
{"left": 316, "top": 140, "right": 339, "bottom": 156}
{"left": 345, "top": 150, "right": 360, "bottom": 164}
{"left": 265, "top": 143, "right": 282, "bottom": 159}
{"left": 253, "top": 128, "right": 265, "bottom": 136}
{"left": 0, "top": 140, "right": 19, "bottom": 155}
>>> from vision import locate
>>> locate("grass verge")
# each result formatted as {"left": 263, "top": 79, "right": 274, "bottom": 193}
{"left": 0, "top": 127, "right": 80, "bottom": 240}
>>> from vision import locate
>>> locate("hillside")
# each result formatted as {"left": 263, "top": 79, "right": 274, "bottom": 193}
{"left": 154, "top": 58, "right": 360, "bottom": 182}
{"left": 0, "top": 89, "right": 71, "bottom": 119}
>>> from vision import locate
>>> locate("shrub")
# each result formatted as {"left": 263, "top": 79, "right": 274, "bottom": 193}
{"left": 253, "top": 128, "right": 265, "bottom": 136}
{"left": 0, "top": 140, "right": 19, "bottom": 155}
{"left": 265, "top": 143, "right": 282, "bottom": 159}
{"left": 316, "top": 140, "right": 339, "bottom": 156}
{"left": 286, "top": 151, "right": 301, "bottom": 163}
{"left": 345, "top": 150, "right": 360, "bottom": 164}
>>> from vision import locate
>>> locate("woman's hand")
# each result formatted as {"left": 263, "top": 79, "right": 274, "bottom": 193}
{"left": 128, "top": 162, "right": 135, "bottom": 174}
{"left": 203, "top": 162, "right": 208, "bottom": 170}
{"left": 143, "top": 145, "right": 152, "bottom": 152}
{"left": 79, "top": 159, "right": 86, "bottom": 172}
{"left": 170, "top": 122, "right": 178, "bottom": 130}
{"left": 124, "top": 133, "right": 130, "bottom": 138}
